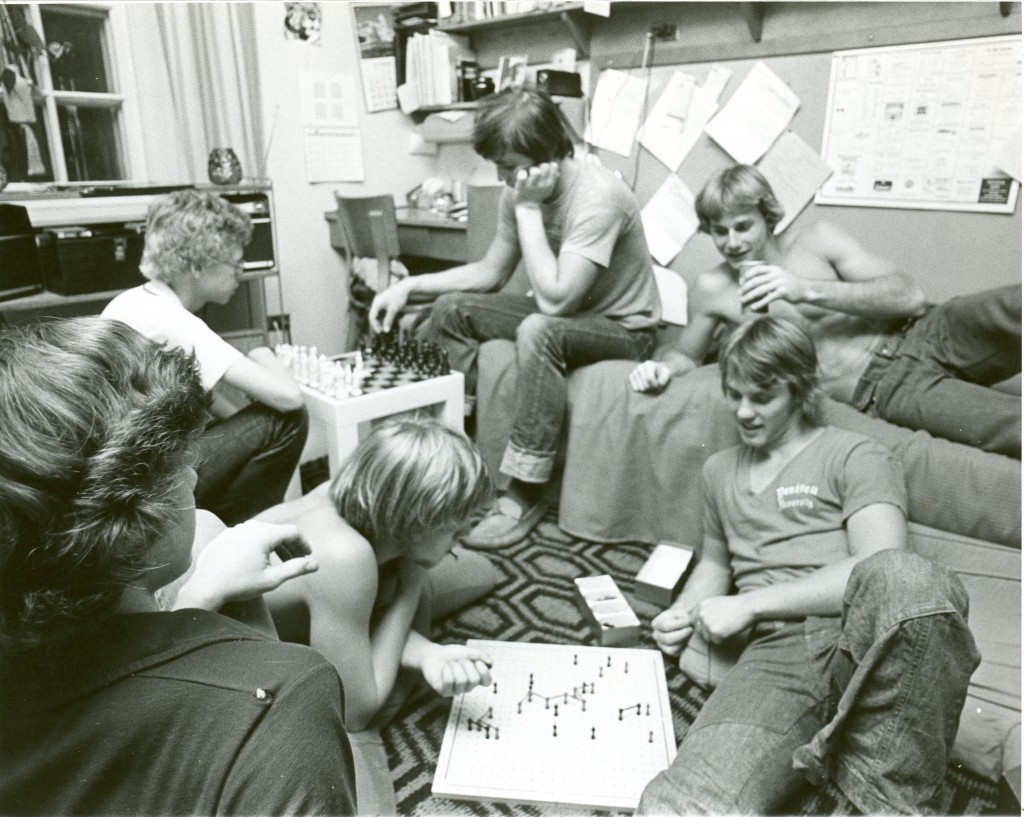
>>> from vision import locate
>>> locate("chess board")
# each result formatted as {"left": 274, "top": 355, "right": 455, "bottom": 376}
{"left": 276, "top": 331, "right": 451, "bottom": 401}
{"left": 348, "top": 353, "right": 434, "bottom": 393}
{"left": 432, "top": 640, "right": 677, "bottom": 811}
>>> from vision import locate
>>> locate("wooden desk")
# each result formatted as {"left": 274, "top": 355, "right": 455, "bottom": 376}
{"left": 325, "top": 207, "right": 468, "bottom": 263}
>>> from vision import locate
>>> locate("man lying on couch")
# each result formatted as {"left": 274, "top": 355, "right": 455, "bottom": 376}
{"left": 638, "top": 316, "right": 980, "bottom": 816}
{"left": 629, "top": 164, "right": 1021, "bottom": 458}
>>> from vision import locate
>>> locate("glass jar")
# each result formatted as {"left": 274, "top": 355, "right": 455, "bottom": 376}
{"left": 208, "top": 147, "right": 243, "bottom": 185}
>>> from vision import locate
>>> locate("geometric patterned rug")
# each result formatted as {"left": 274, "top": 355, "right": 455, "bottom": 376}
{"left": 377, "top": 509, "right": 1007, "bottom": 816}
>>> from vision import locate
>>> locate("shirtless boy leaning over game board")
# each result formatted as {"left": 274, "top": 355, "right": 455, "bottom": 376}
{"left": 255, "top": 417, "right": 497, "bottom": 807}
{"left": 259, "top": 417, "right": 496, "bottom": 731}
{"left": 629, "top": 164, "right": 1021, "bottom": 457}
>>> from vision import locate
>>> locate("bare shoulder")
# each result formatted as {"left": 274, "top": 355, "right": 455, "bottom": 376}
{"left": 783, "top": 222, "right": 854, "bottom": 280}
{"left": 797, "top": 221, "right": 860, "bottom": 256}
{"left": 693, "top": 265, "right": 738, "bottom": 296}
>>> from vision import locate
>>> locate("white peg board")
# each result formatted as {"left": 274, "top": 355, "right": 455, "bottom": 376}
{"left": 433, "top": 640, "right": 677, "bottom": 811}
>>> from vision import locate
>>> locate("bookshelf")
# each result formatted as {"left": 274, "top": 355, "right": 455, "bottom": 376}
{"left": 438, "top": 2, "right": 590, "bottom": 56}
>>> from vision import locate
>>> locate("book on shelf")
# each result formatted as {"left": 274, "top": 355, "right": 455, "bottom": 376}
{"left": 403, "top": 28, "right": 474, "bottom": 108}
{"left": 444, "top": 1, "right": 575, "bottom": 23}
{"left": 456, "top": 58, "right": 478, "bottom": 102}
{"left": 431, "top": 29, "right": 474, "bottom": 106}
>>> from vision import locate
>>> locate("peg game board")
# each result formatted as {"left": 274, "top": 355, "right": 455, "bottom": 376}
{"left": 432, "top": 640, "right": 677, "bottom": 811}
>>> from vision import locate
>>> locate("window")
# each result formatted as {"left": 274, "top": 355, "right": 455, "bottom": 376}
{"left": 0, "top": 3, "right": 137, "bottom": 184}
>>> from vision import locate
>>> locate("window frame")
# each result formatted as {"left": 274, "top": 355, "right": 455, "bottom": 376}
{"left": 25, "top": 1, "right": 146, "bottom": 183}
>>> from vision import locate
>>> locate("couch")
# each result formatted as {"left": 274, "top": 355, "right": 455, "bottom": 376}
{"left": 476, "top": 340, "right": 1022, "bottom": 800}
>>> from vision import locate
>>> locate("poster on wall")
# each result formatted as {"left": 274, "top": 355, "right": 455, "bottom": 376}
{"left": 816, "top": 35, "right": 1021, "bottom": 213}
{"left": 352, "top": 4, "right": 398, "bottom": 112}
{"left": 284, "top": 2, "right": 321, "bottom": 45}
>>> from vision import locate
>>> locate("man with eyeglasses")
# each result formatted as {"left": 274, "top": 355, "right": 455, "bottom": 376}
{"left": 103, "top": 189, "right": 308, "bottom": 525}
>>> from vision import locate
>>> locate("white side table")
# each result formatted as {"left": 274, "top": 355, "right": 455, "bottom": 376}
{"left": 301, "top": 371, "right": 465, "bottom": 476}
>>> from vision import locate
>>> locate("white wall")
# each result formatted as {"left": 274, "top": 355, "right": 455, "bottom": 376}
{"left": 251, "top": 2, "right": 488, "bottom": 354}
{"left": 127, "top": 2, "right": 487, "bottom": 354}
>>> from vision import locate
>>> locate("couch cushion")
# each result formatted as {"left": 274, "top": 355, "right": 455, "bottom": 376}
{"left": 477, "top": 350, "right": 1021, "bottom": 548}
{"left": 907, "top": 524, "right": 1021, "bottom": 787}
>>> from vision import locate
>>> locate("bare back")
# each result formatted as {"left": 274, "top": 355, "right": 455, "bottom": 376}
{"left": 257, "top": 483, "right": 380, "bottom": 674}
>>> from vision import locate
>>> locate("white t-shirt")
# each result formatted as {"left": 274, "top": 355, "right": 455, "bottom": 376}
{"left": 102, "top": 280, "right": 243, "bottom": 392}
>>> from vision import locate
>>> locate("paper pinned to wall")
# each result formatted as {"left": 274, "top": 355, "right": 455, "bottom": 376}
{"left": 641, "top": 173, "right": 699, "bottom": 267}
{"left": 704, "top": 62, "right": 800, "bottom": 165}
{"left": 668, "top": 66, "right": 732, "bottom": 169}
{"left": 755, "top": 131, "right": 834, "bottom": 233}
{"left": 639, "top": 71, "right": 696, "bottom": 171}
{"left": 652, "top": 265, "right": 688, "bottom": 326}
{"left": 301, "top": 71, "right": 359, "bottom": 128}
{"left": 304, "top": 126, "right": 365, "bottom": 182}
{"left": 586, "top": 68, "right": 648, "bottom": 157}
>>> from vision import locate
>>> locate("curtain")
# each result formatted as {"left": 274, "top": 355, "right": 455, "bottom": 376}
{"left": 153, "top": 3, "right": 264, "bottom": 183}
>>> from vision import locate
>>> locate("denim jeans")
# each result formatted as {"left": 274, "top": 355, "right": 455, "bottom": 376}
{"left": 429, "top": 292, "right": 656, "bottom": 483}
{"left": 194, "top": 403, "right": 308, "bottom": 525}
{"left": 637, "top": 550, "right": 980, "bottom": 816}
{"left": 853, "top": 284, "right": 1021, "bottom": 457}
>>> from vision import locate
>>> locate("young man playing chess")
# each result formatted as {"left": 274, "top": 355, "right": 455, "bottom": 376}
{"left": 369, "top": 87, "right": 661, "bottom": 548}
{"left": 638, "top": 316, "right": 979, "bottom": 815}
{"left": 103, "top": 189, "right": 307, "bottom": 524}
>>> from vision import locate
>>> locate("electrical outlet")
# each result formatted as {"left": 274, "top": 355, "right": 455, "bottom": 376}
{"left": 649, "top": 22, "right": 678, "bottom": 41}
{"left": 267, "top": 313, "right": 291, "bottom": 345}
{"left": 267, "top": 313, "right": 291, "bottom": 333}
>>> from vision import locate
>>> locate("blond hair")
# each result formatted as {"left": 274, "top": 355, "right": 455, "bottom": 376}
{"left": 329, "top": 416, "right": 493, "bottom": 552}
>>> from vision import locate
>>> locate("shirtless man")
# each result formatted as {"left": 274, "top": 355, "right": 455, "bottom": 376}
{"left": 629, "top": 164, "right": 1021, "bottom": 457}
{"left": 255, "top": 417, "right": 497, "bottom": 811}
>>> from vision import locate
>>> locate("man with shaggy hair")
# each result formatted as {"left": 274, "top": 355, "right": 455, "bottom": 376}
{"left": 371, "top": 87, "right": 661, "bottom": 547}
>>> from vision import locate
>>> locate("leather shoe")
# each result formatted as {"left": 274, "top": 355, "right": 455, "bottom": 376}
{"left": 460, "top": 494, "right": 548, "bottom": 550}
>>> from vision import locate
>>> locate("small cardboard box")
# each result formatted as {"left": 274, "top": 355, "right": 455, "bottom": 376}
{"left": 573, "top": 574, "right": 641, "bottom": 647}
{"left": 635, "top": 543, "right": 695, "bottom": 607}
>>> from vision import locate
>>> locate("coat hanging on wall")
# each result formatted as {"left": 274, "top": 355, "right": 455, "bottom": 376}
{"left": 0, "top": 65, "right": 45, "bottom": 176}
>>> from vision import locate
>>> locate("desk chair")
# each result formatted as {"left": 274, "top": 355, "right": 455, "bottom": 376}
{"left": 333, "top": 193, "right": 402, "bottom": 294}
{"left": 333, "top": 193, "right": 426, "bottom": 347}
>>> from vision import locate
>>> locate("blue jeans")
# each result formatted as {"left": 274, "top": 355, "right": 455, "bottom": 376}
{"left": 430, "top": 292, "right": 656, "bottom": 483}
{"left": 637, "top": 551, "right": 980, "bottom": 815}
{"left": 194, "top": 404, "right": 308, "bottom": 525}
{"left": 853, "top": 284, "right": 1021, "bottom": 457}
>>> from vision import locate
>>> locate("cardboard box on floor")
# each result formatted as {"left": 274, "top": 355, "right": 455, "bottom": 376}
{"left": 635, "top": 543, "right": 695, "bottom": 607}
{"left": 574, "top": 574, "right": 641, "bottom": 647}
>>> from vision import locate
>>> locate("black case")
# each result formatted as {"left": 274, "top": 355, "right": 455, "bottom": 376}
{"left": 0, "top": 204, "right": 44, "bottom": 301}
{"left": 37, "top": 223, "right": 146, "bottom": 296}
{"left": 537, "top": 70, "right": 582, "bottom": 98}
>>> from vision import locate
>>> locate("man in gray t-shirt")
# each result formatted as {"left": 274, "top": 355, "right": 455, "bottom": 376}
{"left": 370, "top": 88, "right": 660, "bottom": 549}
{"left": 640, "top": 316, "right": 979, "bottom": 816}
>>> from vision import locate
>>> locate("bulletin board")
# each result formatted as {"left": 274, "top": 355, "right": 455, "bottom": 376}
{"left": 816, "top": 35, "right": 1021, "bottom": 213}
{"left": 588, "top": 48, "right": 1021, "bottom": 304}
